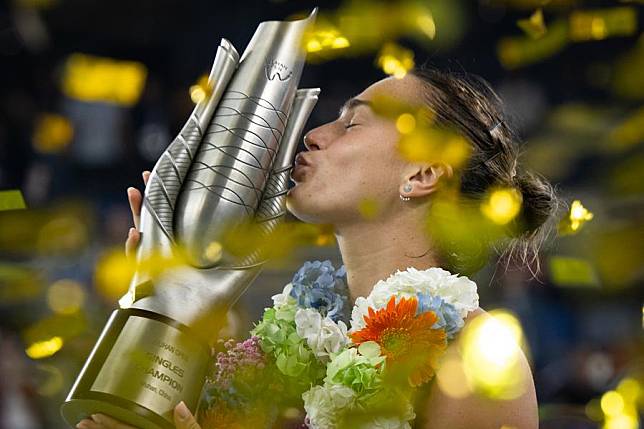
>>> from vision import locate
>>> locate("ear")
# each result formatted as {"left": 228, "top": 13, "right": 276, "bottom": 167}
{"left": 400, "top": 163, "right": 453, "bottom": 198}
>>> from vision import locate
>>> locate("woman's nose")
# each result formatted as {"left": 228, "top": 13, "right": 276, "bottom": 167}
{"left": 303, "top": 130, "right": 322, "bottom": 151}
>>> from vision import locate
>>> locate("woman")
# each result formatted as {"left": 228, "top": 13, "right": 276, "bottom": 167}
{"left": 78, "top": 67, "right": 558, "bottom": 429}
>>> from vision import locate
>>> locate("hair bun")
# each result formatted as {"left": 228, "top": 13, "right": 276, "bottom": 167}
{"left": 515, "top": 169, "right": 559, "bottom": 235}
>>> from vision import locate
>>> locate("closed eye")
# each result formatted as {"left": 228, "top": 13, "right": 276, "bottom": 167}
{"left": 345, "top": 123, "right": 360, "bottom": 129}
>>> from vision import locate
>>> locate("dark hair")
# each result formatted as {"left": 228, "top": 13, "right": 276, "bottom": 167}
{"left": 410, "top": 66, "right": 561, "bottom": 277}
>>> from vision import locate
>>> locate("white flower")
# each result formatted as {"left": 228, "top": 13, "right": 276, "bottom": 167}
{"left": 303, "top": 384, "right": 356, "bottom": 429}
{"left": 271, "top": 283, "right": 295, "bottom": 308}
{"left": 350, "top": 267, "right": 479, "bottom": 332}
{"left": 295, "top": 308, "right": 349, "bottom": 362}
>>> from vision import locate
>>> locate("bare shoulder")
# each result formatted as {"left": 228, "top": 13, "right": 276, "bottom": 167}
{"left": 417, "top": 307, "right": 539, "bottom": 429}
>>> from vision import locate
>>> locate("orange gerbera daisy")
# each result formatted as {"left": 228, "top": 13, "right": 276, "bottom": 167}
{"left": 350, "top": 296, "right": 448, "bottom": 387}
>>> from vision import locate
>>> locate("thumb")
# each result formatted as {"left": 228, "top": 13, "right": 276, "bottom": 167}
{"left": 173, "top": 401, "right": 200, "bottom": 429}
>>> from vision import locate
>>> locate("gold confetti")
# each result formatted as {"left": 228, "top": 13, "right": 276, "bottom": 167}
{"left": 0, "top": 189, "right": 26, "bottom": 211}
{"left": 548, "top": 256, "right": 600, "bottom": 288}
{"left": 558, "top": 199, "right": 593, "bottom": 235}
{"left": 25, "top": 336, "right": 63, "bottom": 359}
{"left": 569, "top": 7, "right": 638, "bottom": 42}
{"left": 189, "top": 74, "right": 213, "bottom": 104}
{"left": 480, "top": 187, "right": 523, "bottom": 225}
{"left": 397, "top": 126, "right": 471, "bottom": 168}
{"left": 96, "top": 246, "right": 190, "bottom": 303}
{"left": 376, "top": 42, "right": 415, "bottom": 79}
{"left": 32, "top": 113, "right": 74, "bottom": 154}
{"left": 460, "top": 309, "right": 529, "bottom": 400}
{"left": 517, "top": 8, "right": 547, "bottom": 39}
{"left": 416, "top": 13, "right": 436, "bottom": 40}
{"left": 425, "top": 196, "right": 506, "bottom": 274}
{"left": 62, "top": 53, "right": 147, "bottom": 106}
{"left": 395, "top": 113, "right": 416, "bottom": 134}
{"left": 94, "top": 248, "right": 136, "bottom": 302}
{"left": 585, "top": 377, "right": 642, "bottom": 429}
{"left": 497, "top": 19, "right": 568, "bottom": 69}
{"left": 304, "top": 21, "right": 351, "bottom": 56}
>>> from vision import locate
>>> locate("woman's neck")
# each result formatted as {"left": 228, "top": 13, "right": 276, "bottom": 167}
{"left": 334, "top": 211, "right": 443, "bottom": 302}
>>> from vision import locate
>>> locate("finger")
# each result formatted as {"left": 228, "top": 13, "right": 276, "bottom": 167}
{"left": 127, "top": 187, "right": 143, "bottom": 230}
{"left": 76, "top": 419, "right": 101, "bottom": 429}
{"left": 142, "top": 170, "right": 150, "bottom": 186}
{"left": 125, "top": 228, "right": 140, "bottom": 260}
{"left": 174, "top": 401, "right": 200, "bottom": 429}
{"left": 91, "top": 413, "right": 138, "bottom": 429}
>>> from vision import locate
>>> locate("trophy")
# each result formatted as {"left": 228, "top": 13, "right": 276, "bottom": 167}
{"left": 61, "top": 9, "right": 320, "bottom": 429}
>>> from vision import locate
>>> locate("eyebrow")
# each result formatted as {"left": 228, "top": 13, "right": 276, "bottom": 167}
{"left": 338, "top": 97, "right": 372, "bottom": 117}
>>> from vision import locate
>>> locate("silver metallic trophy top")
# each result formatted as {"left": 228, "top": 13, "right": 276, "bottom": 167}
{"left": 123, "top": 9, "right": 320, "bottom": 332}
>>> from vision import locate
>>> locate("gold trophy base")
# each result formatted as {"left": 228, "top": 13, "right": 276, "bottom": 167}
{"left": 61, "top": 308, "right": 210, "bottom": 429}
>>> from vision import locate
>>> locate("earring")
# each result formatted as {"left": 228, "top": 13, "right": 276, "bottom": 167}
{"left": 403, "top": 183, "right": 412, "bottom": 193}
{"left": 400, "top": 195, "right": 411, "bottom": 201}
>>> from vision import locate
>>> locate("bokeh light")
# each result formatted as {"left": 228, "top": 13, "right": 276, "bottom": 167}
{"left": 46, "top": 279, "right": 86, "bottom": 315}
{"left": 460, "top": 309, "right": 530, "bottom": 400}
{"left": 480, "top": 187, "right": 523, "bottom": 225}
{"left": 25, "top": 336, "right": 64, "bottom": 359}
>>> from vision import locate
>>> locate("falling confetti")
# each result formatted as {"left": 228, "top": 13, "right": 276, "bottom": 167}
{"left": 517, "top": 8, "right": 547, "bottom": 39}
{"left": 497, "top": 19, "right": 568, "bottom": 69}
{"left": 569, "top": 7, "right": 638, "bottom": 42}
{"left": 62, "top": 53, "right": 147, "bottom": 106}
{"left": 0, "top": 189, "right": 26, "bottom": 211}
{"left": 548, "top": 256, "right": 600, "bottom": 288}
{"left": 480, "top": 187, "right": 523, "bottom": 225}
{"left": 376, "top": 42, "right": 415, "bottom": 79}
{"left": 558, "top": 199, "right": 594, "bottom": 235}
{"left": 189, "top": 73, "right": 213, "bottom": 104}
{"left": 25, "top": 336, "right": 64, "bottom": 359}
{"left": 32, "top": 113, "right": 74, "bottom": 154}
{"left": 460, "top": 309, "right": 530, "bottom": 400}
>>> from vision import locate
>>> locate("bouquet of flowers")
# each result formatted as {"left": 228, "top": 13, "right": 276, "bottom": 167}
{"left": 199, "top": 260, "right": 479, "bottom": 429}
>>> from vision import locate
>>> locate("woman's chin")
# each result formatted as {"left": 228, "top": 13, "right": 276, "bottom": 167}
{"left": 286, "top": 186, "right": 323, "bottom": 223}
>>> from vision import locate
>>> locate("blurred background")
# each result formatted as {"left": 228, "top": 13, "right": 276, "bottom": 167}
{"left": 0, "top": 0, "right": 642, "bottom": 428}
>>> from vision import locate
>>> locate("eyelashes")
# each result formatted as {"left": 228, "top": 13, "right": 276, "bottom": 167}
{"left": 345, "top": 123, "right": 360, "bottom": 129}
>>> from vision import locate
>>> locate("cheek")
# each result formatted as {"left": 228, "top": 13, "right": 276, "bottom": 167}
{"left": 330, "top": 133, "right": 403, "bottom": 201}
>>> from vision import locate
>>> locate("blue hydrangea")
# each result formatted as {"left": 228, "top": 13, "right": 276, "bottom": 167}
{"left": 416, "top": 294, "right": 463, "bottom": 340}
{"left": 289, "top": 260, "right": 348, "bottom": 323}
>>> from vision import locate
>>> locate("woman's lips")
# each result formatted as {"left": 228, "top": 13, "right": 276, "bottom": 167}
{"left": 291, "top": 152, "right": 313, "bottom": 182}
{"left": 290, "top": 163, "right": 310, "bottom": 182}
{"left": 294, "top": 152, "right": 310, "bottom": 167}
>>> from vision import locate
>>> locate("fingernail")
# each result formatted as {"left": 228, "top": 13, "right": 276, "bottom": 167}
{"left": 91, "top": 414, "right": 102, "bottom": 422}
{"left": 127, "top": 186, "right": 135, "bottom": 194}
{"left": 128, "top": 227, "right": 135, "bottom": 236}
{"left": 175, "top": 401, "right": 190, "bottom": 419}
{"left": 143, "top": 171, "right": 150, "bottom": 178}
{"left": 76, "top": 423, "right": 88, "bottom": 429}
